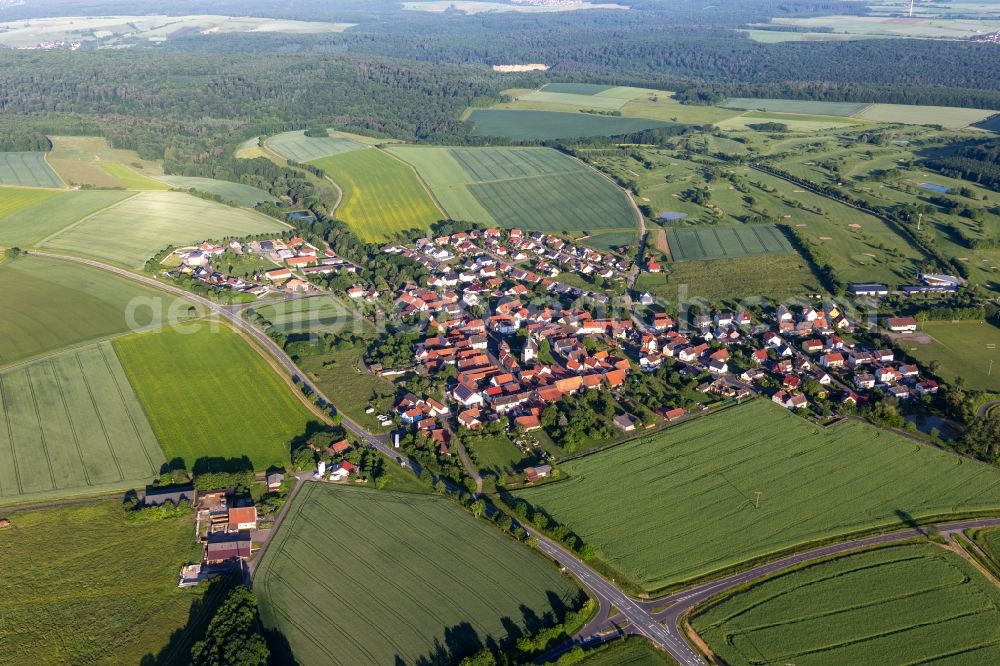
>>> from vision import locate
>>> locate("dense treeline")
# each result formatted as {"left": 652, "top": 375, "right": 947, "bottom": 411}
{"left": 166, "top": 156, "right": 317, "bottom": 206}
{"left": 927, "top": 139, "right": 1000, "bottom": 191}
{"left": 0, "top": 129, "right": 52, "bottom": 152}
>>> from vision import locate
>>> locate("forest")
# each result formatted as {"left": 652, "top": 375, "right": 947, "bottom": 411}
{"left": 928, "top": 140, "right": 1000, "bottom": 191}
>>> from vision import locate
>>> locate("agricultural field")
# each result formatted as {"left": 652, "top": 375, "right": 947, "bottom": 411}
{"left": 0, "top": 343, "right": 164, "bottom": 505}
{"left": 693, "top": 543, "right": 1000, "bottom": 666}
{"left": 309, "top": 149, "right": 442, "bottom": 242}
{"left": 0, "top": 152, "right": 63, "bottom": 188}
{"left": 40, "top": 191, "right": 286, "bottom": 268}
{"left": 0, "top": 186, "right": 61, "bottom": 222}
{"left": 156, "top": 175, "right": 277, "bottom": 206}
{"left": 252, "top": 295, "right": 364, "bottom": 334}
{"left": 263, "top": 130, "right": 365, "bottom": 162}
{"left": 234, "top": 136, "right": 264, "bottom": 159}
{"left": 717, "top": 110, "right": 866, "bottom": 132}
{"left": 765, "top": 15, "right": 1000, "bottom": 40}
{"left": 901, "top": 322, "right": 1000, "bottom": 391}
{"left": 514, "top": 400, "right": 1000, "bottom": 592}
{"left": 403, "top": 1, "right": 626, "bottom": 13}
{"left": 719, "top": 98, "right": 870, "bottom": 117}
{"left": 467, "top": 109, "right": 675, "bottom": 141}
{"left": 639, "top": 253, "right": 821, "bottom": 303}
{"left": 255, "top": 483, "right": 585, "bottom": 665}
{"left": 95, "top": 162, "right": 170, "bottom": 190}
{"left": 970, "top": 527, "right": 1000, "bottom": 567}
{"left": 499, "top": 84, "right": 653, "bottom": 112}
{"left": 576, "top": 637, "right": 677, "bottom": 665}
{"left": 387, "top": 146, "right": 638, "bottom": 234}
{"left": 856, "top": 104, "right": 998, "bottom": 128}
{"left": 666, "top": 224, "right": 794, "bottom": 261}
{"left": 0, "top": 501, "right": 212, "bottom": 666}
{"left": 0, "top": 255, "right": 182, "bottom": 367}
{"left": 47, "top": 135, "right": 165, "bottom": 189}
{"left": 0, "top": 190, "right": 131, "bottom": 247}
{"left": 113, "top": 325, "right": 317, "bottom": 471}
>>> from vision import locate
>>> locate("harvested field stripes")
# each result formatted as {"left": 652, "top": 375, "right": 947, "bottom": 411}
{"left": 665, "top": 224, "right": 794, "bottom": 261}
{"left": 0, "top": 343, "right": 164, "bottom": 504}
{"left": 255, "top": 483, "right": 583, "bottom": 665}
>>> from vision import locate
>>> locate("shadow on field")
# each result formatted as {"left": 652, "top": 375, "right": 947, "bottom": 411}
{"left": 895, "top": 508, "right": 926, "bottom": 536}
{"left": 140, "top": 575, "right": 240, "bottom": 666}
{"left": 263, "top": 626, "right": 299, "bottom": 666}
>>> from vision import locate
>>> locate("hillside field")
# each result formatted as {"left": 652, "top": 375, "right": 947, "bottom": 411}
{"left": 514, "top": 400, "right": 1000, "bottom": 592}
{"left": 388, "top": 146, "right": 638, "bottom": 234}
{"left": 856, "top": 103, "right": 998, "bottom": 128}
{"left": 693, "top": 543, "right": 1000, "bottom": 665}
{"left": 264, "top": 130, "right": 365, "bottom": 162}
{"left": 468, "top": 109, "right": 675, "bottom": 141}
{"left": 0, "top": 501, "right": 214, "bottom": 666}
{"left": 156, "top": 175, "right": 277, "bottom": 206}
{"left": 0, "top": 152, "right": 63, "bottom": 188}
{"left": 40, "top": 191, "right": 286, "bottom": 268}
{"left": 0, "top": 190, "right": 132, "bottom": 247}
{"left": 0, "top": 343, "right": 164, "bottom": 505}
{"left": 719, "top": 98, "right": 870, "bottom": 116}
{"left": 902, "top": 322, "right": 1000, "bottom": 392}
{"left": 666, "top": 224, "right": 793, "bottom": 261}
{"left": 255, "top": 483, "right": 584, "bottom": 665}
{"left": 113, "top": 325, "right": 317, "bottom": 471}
{"left": 0, "top": 255, "right": 184, "bottom": 367}
{"left": 310, "top": 149, "right": 442, "bottom": 242}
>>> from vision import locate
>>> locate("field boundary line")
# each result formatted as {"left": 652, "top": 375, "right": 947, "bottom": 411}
{"left": 42, "top": 152, "right": 68, "bottom": 188}
{"left": 376, "top": 146, "right": 448, "bottom": 220}
{"left": 32, "top": 190, "right": 142, "bottom": 247}
{"left": 0, "top": 376, "right": 24, "bottom": 495}
{"left": 24, "top": 365, "right": 58, "bottom": 491}
{"left": 98, "top": 342, "right": 160, "bottom": 476}
{"left": 51, "top": 356, "right": 94, "bottom": 487}
{"left": 75, "top": 351, "right": 125, "bottom": 483}
{"left": 566, "top": 150, "right": 645, "bottom": 235}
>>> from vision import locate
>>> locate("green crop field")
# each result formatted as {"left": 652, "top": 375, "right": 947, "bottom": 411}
{"left": 717, "top": 111, "right": 866, "bottom": 132}
{"left": 855, "top": 104, "right": 997, "bottom": 128}
{"left": 902, "top": 322, "right": 1000, "bottom": 391}
{"left": 0, "top": 256, "right": 184, "bottom": 367}
{"left": 542, "top": 83, "right": 615, "bottom": 95}
{"left": 114, "top": 325, "right": 316, "bottom": 471}
{"left": 577, "top": 637, "right": 676, "bottom": 665}
{"left": 156, "top": 175, "right": 277, "bottom": 206}
{"left": 41, "top": 191, "right": 286, "bottom": 267}
{"left": 389, "top": 146, "right": 638, "bottom": 234}
{"left": 719, "top": 98, "right": 871, "bottom": 117}
{"left": 0, "top": 343, "right": 164, "bottom": 505}
{"left": 252, "top": 295, "right": 363, "bottom": 334}
{"left": 255, "top": 483, "right": 584, "bottom": 665}
{"left": 96, "top": 162, "right": 170, "bottom": 190}
{"left": 0, "top": 190, "right": 131, "bottom": 248}
{"left": 639, "top": 253, "right": 821, "bottom": 303}
{"left": 0, "top": 152, "right": 64, "bottom": 188}
{"left": 694, "top": 543, "right": 1000, "bottom": 665}
{"left": 971, "top": 528, "right": 1000, "bottom": 567}
{"left": 514, "top": 400, "right": 1000, "bottom": 592}
{"left": 0, "top": 500, "right": 215, "bottom": 666}
{"left": 0, "top": 187, "right": 61, "bottom": 222}
{"left": 309, "top": 149, "right": 442, "bottom": 242}
{"left": 666, "top": 224, "right": 794, "bottom": 261}
{"left": 264, "top": 130, "right": 365, "bottom": 162}
{"left": 468, "top": 110, "right": 675, "bottom": 141}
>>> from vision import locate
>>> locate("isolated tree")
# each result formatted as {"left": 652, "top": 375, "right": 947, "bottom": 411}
{"left": 191, "top": 587, "right": 269, "bottom": 666}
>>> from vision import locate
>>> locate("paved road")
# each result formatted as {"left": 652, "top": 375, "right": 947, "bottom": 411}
{"left": 978, "top": 399, "right": 1000, "bottom": 418}
{"left": 31, "top": 252, "right": 417, "bottom": 474}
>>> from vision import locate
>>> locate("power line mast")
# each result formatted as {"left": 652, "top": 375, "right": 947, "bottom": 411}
{"left": 909, "top": 0, "right": 915, "bottom": 18}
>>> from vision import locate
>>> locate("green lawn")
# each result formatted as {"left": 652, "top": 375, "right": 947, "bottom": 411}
{"left": 903, "top": 322, "right": 1000, "bottom": 391}
{"left": 310, "top": 149, "right": 442, "bottom": 242}
{"left": 0, "top": 501, "right": 215, "bottom": 666}
{"left": 514, "top": 400, "right": 1000, "bottom": 592}
{"left": 255, "top": 483, "right": 584, "bottom": 665}
{"left": 0, "top": 255, "right": 185, "bottom": 367}
{"left": 0, "top": 342, "right": 164, "bottom": 505}
{"left": 263, "top": 129, "right": 365, "bottom": 162}
{"left": 40, "top": 191, "right": 286, "bottom": 268}
{"left": 156, "top": 175, "right": 277, "bottom": 206}
{"left": 113, "top": 325, "right": 317, "bottom": 471}
{"left": 467, "top": 432, "right": 534, "bottom": 478}
{"left": 468, "top": 110, "right": 676, "bottom": 141}
{"left": 693, "top": 543, "right": 1000, "bottom": 665}
{"left": 252, "top": 295, "right": 363, "bottom": 335}
{"left": 0, "top": 152, "right": 64, "bottom": 188}
{"left": 0, "top": 190, "right": 131, "bottom": 247}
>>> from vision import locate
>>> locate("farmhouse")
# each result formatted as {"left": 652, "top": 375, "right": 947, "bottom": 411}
{"left": 886, "top": 316, "right": 917, "bottom": 333}
{"left": 204, "top": 534, "right": 252, "bottom": 564}
{"left": 524, "top": 465, "right": 553, "bottom": 483}
{"left": 228, "top": 506, "right": 258, "bottom": 532}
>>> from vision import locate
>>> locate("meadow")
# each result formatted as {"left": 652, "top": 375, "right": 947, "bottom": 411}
{"left": 693, "top": 543, "right": 1000, "bottom": 665}
{"left": 0, "top": 152, "right": 63, "bottom": 188}
{"left": 113, "top": 325, "right": 317, "bottom": 471}
{"left": 95, "top": 162, "right": 170, "bottom": 190}
{"left": 639, "top": 253, "right": 821, "bottom": 303}
{"left": 41, "top": 191, "right": 286, "bottom": 268}
{"left": 0, "top": 501, "right": 210, "bottom": 666}
{"left": 666, "top": 224, "right": 794, "bottom": 261}
{"left": 157, "top": 175, "right": 277, "bottom": 206}
{"left": 47, "top": 135, "right": 165, "bottom": 188}
{"left": 0, "top": 255, "right": 182, "bottom": 367}
{"left": 719, "top": 98, "right": 870, "bottom": 117}
{"left": 0, "top": 190, "right": 131, "bottom": 247}
{"left": 0, "top": 343, "right": 164, "bottom": 505}
{"left": 298, "top": 347, "right": 396, "bottom": 433}
{"left": 252, "top": 295, "right": 364, "bottom": 334}
{"left": 514, "top": 400, "right": 1000, "bottom": 592}
{"left": 467, "top": 109, "right": 674, "bottom": 141}
{"left": 902, "top": 322, "right": 1000, "bottom": 391}
{"left": 255, "top": 483, "right": 584, "bottom": 665}
{"left": 856, "top": 103, "right": 997, "bottom": 128}
{"left": 717, "top": 111, "right": 864, "bottom": 132}
{"left": 309, "top": 149, "right": 442, "bottom": 242}
{"left": 264, "top": 130, "right": 365, "bottom": 162}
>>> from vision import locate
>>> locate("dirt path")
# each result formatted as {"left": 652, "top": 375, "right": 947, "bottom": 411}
{"left": 655, "top": 227, "right": 672, "bottom": 261}
{"left": 943, "top": 534, "right": 1000, "bottom": 589}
